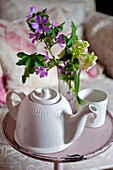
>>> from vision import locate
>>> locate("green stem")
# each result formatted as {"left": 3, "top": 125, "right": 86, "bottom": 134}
{"left": 43, "top": 39, "right": 56, "bottom": 60}
{"left": 74, "top": 70, "right": 80, "bottom": 109}
{"left": 31, "top": 40, "right": 40, "bottom": 54}
{"left": 66, "top": 32, "right": 72, "bottom": 37}
{"left": 49, "top": 48, "right": 54, "bottom": 58}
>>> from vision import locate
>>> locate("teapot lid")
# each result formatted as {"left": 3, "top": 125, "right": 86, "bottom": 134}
{"left": 29, "top": 88, "right": 60, "bottom": 105}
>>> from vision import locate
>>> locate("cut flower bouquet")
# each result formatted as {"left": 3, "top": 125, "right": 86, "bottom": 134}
{"left": 16, "top": 5, "right": 97, "bottom": 108}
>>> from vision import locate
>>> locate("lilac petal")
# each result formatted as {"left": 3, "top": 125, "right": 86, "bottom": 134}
{"left": 59, "top": 44, "right": 64, "bottom": 48}
{"left": 32, "top": 38, "right": 36, "bottom": 43}
{"left": 60, "top": 39, "right": 65, "bottom": 44}
{"left": 44, "top": 71, "right": 48, "bottom": 77}
{"left": 35, "top": 66, "right": 39, "bottom": 70}
{"left": 26, "top": 13, "right": 32, "bottom": 18}
{"left": 40, "top": 67, "right": 45, "bottom": 71}
{"left": 64, "top": 61, "right": 67, "bottom": 65}
{"left": 35, "top": 70, "right": 40, "bottom": 75}
{"left": 57, "top": 34, "right": 64, "bottom": 43}
{"left": 30, "top": 5, "right": 36, "bottom": 13}
{"left": 36, "top": 33, "right": 40, "bottom": 39}
{"left": 41, "top": 16, "right": 48, "bottom": 25}
{"left": 44, "top": 51, "right": 49, "bottom": 63}
{"left": 59, "top": 65, "right": 64, "bottom": 73}
{"left": 26, "top": 6, "right": 36, "bottom": 20}
{"left": 40, "top": 68, "right": 48, "bottom": 78}
{"left": 51, "top": 18, "right": 57, "bottom": 28}
{"left": 40, "top": 70, "right": 48, "bottom": 77}
{"left": 34, "top": 15, "right": 41, "bottom": 24}
{"left": 40, "top": 71, "right": 45, "bottom": 78}
{"left": 40, "top": 68, "right": 45, "bottom": 77}
{"left": 35, "top": 67, "right": 48, "bottom": 78}
{"left": 35, "top": 66, "right": 40, "bottom": 75}
{"left": 29, "top": 33, "right": 35, "bottom": 38}
{"left": 26, "top": 16, "right": 32, "bottom": 22}
{"left": 42, "top": 26, "right": 50, "bottom": 33}
{"left": 31, "top": 22, "right": 39, "bottom": 29}
{"left": 35, "top": 27, "right": 42, "bottom": 33}
{"left": 56, "top": 37, "right": 58, "bottom": 43}
{"left": 43, "top": 8, "right": 47, "bottom": 12}
{"left": 56, "top": 34, "right": 65, "bottom": 47}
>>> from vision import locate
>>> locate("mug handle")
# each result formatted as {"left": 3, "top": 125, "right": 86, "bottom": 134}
{"left": 6, "top": 89, "right": 26, "bottom": 120}
{"left": 89, "top": 104, "right": 98, "bottom": 123}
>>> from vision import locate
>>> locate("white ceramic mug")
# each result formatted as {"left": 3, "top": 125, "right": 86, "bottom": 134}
{"left": 78, "top": 88, "right": 108, "bottom": 128}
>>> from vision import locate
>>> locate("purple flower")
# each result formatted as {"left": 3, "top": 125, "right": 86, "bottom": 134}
{"left": 35, "top": 66, "right": 48, "bottom": 78}
{"left": 59, "top": 65, "right": 64, "bottom": 73}
{"left": 51, "top": 18, "right": 56, "bottom": 28}
{"left": 29, "top": 32, "right": 40, "bottom": 43}
{"left": 56, "top": 34, "right": 65, "bottom": 48}
{"left": 44, "top": 51, "right": 49, "bottom": 63}
{"left": 64, "top": 61, "right": 67, "bottom": 66}
{"left": 26, "top": 5, "right": 36, "bottom": 22}
{"left": 31, "top": 15, "right": 50, "bottom": 33}
{"left": 43, "top": 8, "right": 47, "bottom": 13}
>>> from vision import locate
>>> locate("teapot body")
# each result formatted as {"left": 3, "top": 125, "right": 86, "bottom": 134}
{"left": 6, "top": 88, "right": 97, "bottom": 153}
{"left": 6, "top": 89, "right": 73, "bottom": 153}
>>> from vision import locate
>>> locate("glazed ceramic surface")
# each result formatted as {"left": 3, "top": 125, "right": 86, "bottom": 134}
{"left": 6, "top": 88, "right": 97, "bottom": 153}
{"left": 78, "top": 88, "right": 108, "bottom": 128}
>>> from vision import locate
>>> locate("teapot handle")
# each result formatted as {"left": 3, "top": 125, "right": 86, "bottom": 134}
{"left": 6, "top": 89, "right": 26, "bottom": 120}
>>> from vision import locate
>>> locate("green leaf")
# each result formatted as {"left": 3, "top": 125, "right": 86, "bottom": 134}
{"left": 52, "top": 29, "right": 58, "bottom": 38}
{"left": 16, "top": 56, "right": 29, "bottom": 65}
{"left": 33, "top": 54, "right": 46, "bottom": 67}
{"left": 47, "top": 28, "right": 53, "bottom": 34}
{"left": 22, "top": 66, "right": 30, "bottom": 84}
{"left": 16, "top": 52, "right": 47, "bottom": 83}
{"left": 56, "top": 22, "right": 65, "bottom": 32}
{"left": 67, "top": 39, "right": 72, "bottom": 48}
{"left": 68, "top": 21, "right": 78, "bottom": 45}
{"left": 17, "top": 52, "right": 28, "bottom": 58}
{"left": 74, "top": 70, "right": 80, "bottom": 108}
{"left": 63, "top": 35, "right": 69, "bottom": 44}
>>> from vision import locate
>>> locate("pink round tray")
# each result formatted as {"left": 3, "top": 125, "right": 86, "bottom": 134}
{"left": 2, "top": 111, "right": 113, "bottom": 163}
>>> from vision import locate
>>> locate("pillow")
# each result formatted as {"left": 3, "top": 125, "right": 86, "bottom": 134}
{"left": 0, "top": 63, "right": 8, "bottom": 106}
{"left": 0, "top": 0, "right": 95, "bottom": 20}
{"left": 0, "top": 18, "right": 58, "bottom": 98}
{"left": 84, "top": 11, "right": 113, "bottom": 78}
{"left": 0, "top": 1, "right": 86, "bottom": 39}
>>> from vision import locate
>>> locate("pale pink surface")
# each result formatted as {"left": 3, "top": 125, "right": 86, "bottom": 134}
{"left": 2, "top": 111, "right": 113, "bottom": 162}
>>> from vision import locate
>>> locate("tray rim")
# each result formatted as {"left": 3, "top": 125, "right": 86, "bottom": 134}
{"left": 2, "top": 110, "right": 113, "bottom": 163}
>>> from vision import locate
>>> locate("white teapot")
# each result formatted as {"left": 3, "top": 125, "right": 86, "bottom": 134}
{"left": 6, "top": 88, "right": 97, "bottom": 153}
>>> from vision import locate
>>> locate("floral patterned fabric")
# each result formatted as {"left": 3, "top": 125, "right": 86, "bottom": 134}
{"left": 0, "top": 18, "right": 58, "bottom": 106}
{"left": 0, "top": 64, "right": 8, "bottom": 106}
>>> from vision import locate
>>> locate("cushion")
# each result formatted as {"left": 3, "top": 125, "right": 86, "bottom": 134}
{"left": 0, "top": 63, "right": 8, "bottom": 106}
{"left": 0, "top": 18, "right": 58, "bottom": 98}
{"left": 0, "top": 1, "right": 86, "bottom": 39}
{"left": 84, "top": 11, "right": 113, "bottom": 78}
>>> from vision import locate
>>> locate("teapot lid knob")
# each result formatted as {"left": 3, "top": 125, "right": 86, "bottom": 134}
{"left": 29, "top": 88, "right": 60, "bottom": 105}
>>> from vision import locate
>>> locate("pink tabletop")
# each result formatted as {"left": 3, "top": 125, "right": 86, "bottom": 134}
{"left": 2, "top": 111, "right": 113, "bottom": 163}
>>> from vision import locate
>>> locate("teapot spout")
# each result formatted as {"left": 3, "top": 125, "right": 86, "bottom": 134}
{"left": 64, "top": 105, "right": 98, "bottom": 144}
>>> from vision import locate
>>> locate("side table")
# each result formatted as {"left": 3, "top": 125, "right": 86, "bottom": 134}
{"left": 2, "top": 111, "right": 113, "bottom": 170}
